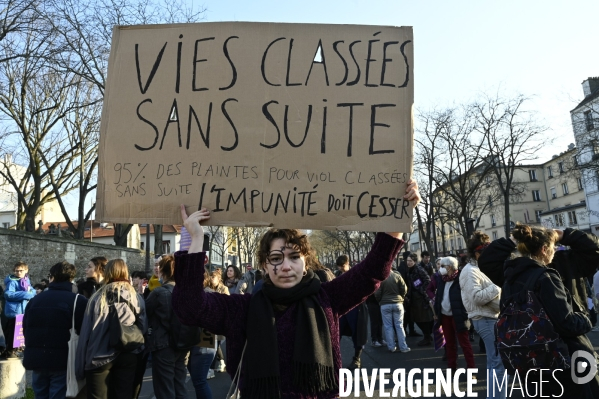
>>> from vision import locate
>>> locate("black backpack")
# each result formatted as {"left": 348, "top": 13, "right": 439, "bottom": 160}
{"left": 162, "top": 284, "right": 202, "bottom": 350}
{"left": 495, "top": 268, "right": 571, "bottom": 375}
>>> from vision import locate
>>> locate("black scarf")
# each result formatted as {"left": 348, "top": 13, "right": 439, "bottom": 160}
{"left": 244, "top": 270, "right": 337, "bottom": 398}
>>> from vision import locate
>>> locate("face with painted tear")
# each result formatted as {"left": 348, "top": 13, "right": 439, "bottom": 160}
{"left": 263, "top": 238, "right": 306, "bottom": 289}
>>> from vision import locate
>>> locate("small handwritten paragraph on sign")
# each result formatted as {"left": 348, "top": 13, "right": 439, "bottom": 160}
{"left": 96, "top": 22, "right": 414, "bottom": 232}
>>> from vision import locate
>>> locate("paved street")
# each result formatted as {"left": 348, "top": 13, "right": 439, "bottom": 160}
{"left": 137, "top": 328, "right": 599, "bottom": 398}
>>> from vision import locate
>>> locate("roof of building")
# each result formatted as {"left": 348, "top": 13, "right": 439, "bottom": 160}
{"left": 572, "top": 83, "right": 599, "bottom": 112}
{"left": 37, "top": 221, "right": 182, "bottom": 239}
{"left": 539, "top": 201, "right": 587, "bottom": 216}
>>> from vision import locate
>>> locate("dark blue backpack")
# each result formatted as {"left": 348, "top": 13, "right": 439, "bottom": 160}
{"left": 495, "top": 268, "right": 571, "bottom": 375}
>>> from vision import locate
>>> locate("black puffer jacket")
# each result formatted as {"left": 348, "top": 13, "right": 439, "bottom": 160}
{"left": 23, "top": 282, "right": 88, "bottom": 370}
{"left": 433, "top": 272, "right": 469, "bottom": 332}
{"left": 479, "top": 228, "right": 599, "bottom": 314}
{"left": 501, "top": 256, "right": 599, "bottom": 395}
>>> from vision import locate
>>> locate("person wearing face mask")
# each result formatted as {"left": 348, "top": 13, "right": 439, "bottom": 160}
{"left": 500, "top": 224, "right": 599, "bottom": 397}
{"left": 171, "top": 181, "right": 421, "bottom": 399}
{"left": 433, "top": 257, "right": 475, "bottom": 374}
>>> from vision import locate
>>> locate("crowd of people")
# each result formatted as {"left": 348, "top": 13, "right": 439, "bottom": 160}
{"left": 2, "top": 179, "right": 599, "bottom": 398}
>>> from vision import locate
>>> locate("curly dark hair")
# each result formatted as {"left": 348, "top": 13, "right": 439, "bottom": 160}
{"left": 511, "top": 223, "right": 557, "bottom": 257}
{"left": 226, "top": 265, "right": 242, "bottom": 280}
{"left": 467, "top": 231, "right": 491, "bottom": 258}
{"left": 257, "top": 229, "right": 323, "bottom": 272}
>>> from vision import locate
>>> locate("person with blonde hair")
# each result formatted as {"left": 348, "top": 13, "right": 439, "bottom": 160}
{"left": 76, "top": 259, "right": 147, "bottom": 399}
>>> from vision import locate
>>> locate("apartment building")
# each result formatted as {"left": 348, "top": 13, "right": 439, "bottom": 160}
{"left": 431, "top": 146, "right": 588, "bottom": 257}
{"left": 572, "top": 77, "right": 599, "bottom": 232}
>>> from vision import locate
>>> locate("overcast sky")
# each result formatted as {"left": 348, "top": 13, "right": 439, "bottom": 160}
{"left": 195, "top": 0, "right": 599, "bottom": 160}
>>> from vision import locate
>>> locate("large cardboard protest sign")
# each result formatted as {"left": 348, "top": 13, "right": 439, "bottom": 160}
{"left": 96, "top": 22, "right": 414, "bottom": 231}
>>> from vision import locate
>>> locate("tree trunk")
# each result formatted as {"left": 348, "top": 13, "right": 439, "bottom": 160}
{"left": 114, "top": 224, "right": 133, "bottom": 247}
{"left": 153, "top": 224, "right": 163, "bottom": 255}
{"left": 504, "top": 193, "right": 511, "bottom": 238}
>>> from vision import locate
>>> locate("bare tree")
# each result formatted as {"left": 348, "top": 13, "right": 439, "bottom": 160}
{"left": 474, "top": 93, "right": 548, "bottom": 237}
{"left": 37, "top": 0, "right": 206, "bottom": 243}
{"left": 0, "top": 26, "right": 87, "bottom": 231}
{"left": 0, "top": 0, "right": 39, "bottom": 62}
{"left": 38, "top": 80, "right": 101, "bottom": 238}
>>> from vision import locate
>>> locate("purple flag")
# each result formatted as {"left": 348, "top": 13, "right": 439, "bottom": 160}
{"left": 13, "top": 314, "right": 25, "bottom": 348}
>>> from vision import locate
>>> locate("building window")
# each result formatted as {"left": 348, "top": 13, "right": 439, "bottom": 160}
{"left": 568, "top": 211, "right": 578, "bottom": 225}
{"left": 2, "top": 222, "right": 8, "bottom": 229}
{"left": 562, "top": 183, "right": 569, "bottom": 195}
{"left": 547, "top": 166, "right": 553, "bottom": 178}
{"left": 529, "top": 169, "right": 537, "bottom": 181}
{"left": 491, "top": 214, "right": 496, "bottom": 227}
{"left": 457, "top": 237, "right": 462, "bottom": 249}
{"left": 492, "top": 231, "right": 498, "bottom": 240}
{"left": 140, "top": 242, "right": 145, "bottom": 250}
{"left": 554, "top": 214, "right": 564, "bottom": 227}
{"left": 550, "top": 187, "right": 557, "bottom": 199}
{"left": 578, "top": 177, "right": 584, "bottom": 190}
{"left": 585, "top": 111, "right": 594, "bottom": 131}
{"left": 488, "top": 195, "right": 493, "bottom": 206}
{"left": 532, "top": 190, "right": 541, "bottom": 201}
{"left": 450, "top": 239, "right": 455, "bottom": 250}
{"left": 162, "top": 240, "right": 171, "bottom": 254}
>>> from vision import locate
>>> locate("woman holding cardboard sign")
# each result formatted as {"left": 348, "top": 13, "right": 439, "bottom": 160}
{"left": 171, "top": 180, "right": 419, "bottom": 398}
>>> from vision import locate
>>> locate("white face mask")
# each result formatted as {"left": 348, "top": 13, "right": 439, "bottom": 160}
{"left": 439, "top": 267, "right": 448, "bottom": 276}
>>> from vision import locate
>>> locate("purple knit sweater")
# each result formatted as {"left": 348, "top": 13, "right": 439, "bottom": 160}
{"left": 172, "top": 233, "right": 403, "bottom": 399}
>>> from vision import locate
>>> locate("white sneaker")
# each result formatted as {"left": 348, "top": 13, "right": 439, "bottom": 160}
{"left": 592, "top": 326, "right": 599, "bottom": 332}
{"left": 389, "top": 347, "right": 397, "bottom": 353}
{"left": 400, "top": 347, "right": 411, "bottom": 353}
{"left": 215, "top": 359, "right": 226, "bottom": 372}
{"left": 381, "top": 340, "right": 387, "bottom": 346}
{"left": 372, "top": 341, "right": 382, "bottom": 347}
{"left": 207, "top": 369, "right": 215, "bottom": 379}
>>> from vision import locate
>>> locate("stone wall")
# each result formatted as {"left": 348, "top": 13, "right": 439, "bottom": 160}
{"left": 0, "top": 229, "right": 147, "bottom": 284}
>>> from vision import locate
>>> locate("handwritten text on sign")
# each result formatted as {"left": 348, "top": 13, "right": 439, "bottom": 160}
{"left": 96, "top": 22, "right": 414, "bottom": 231}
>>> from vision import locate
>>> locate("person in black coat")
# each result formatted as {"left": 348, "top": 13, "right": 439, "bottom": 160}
{"left": 23, "top": 261, "right": 88, "bottom": 399}
{"left": 479, "top": 227, "right": 599, "bottom": 311}
{"left": 398, "top": 251, "right": 421, "bottom": 337}
{"left": 433, "top": 257, "right": 475, "bottom": 371}
{"left": 501, "top": 224, "right": 598, "bottom": 398}
{"left": 336, "top": 255, "right": 368, "bottom": 370}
